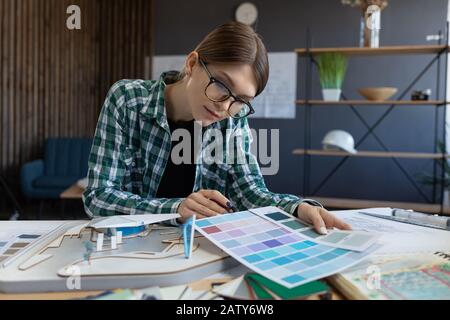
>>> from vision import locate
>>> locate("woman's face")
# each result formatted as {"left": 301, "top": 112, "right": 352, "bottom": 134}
{"left": 184, "top": 53, "right": 258, "bottom": 127}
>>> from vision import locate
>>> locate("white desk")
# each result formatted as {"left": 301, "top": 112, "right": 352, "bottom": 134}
{"left": 0, "top": 220, "right": 345, "bottom": 300}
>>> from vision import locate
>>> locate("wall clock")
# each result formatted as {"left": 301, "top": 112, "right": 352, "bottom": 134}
{"left": 235, "top": 2, "right": 258, "bottom": 26}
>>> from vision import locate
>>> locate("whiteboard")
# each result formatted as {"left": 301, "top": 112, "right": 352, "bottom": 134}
{"left": 152, "top": 55, "right": 186, "bottom": 80}
{"left": 251, "top": 52, "right": 297, "bottom": 119}
{"left": 152, "top": 52, "right": 297, "bottom": 119}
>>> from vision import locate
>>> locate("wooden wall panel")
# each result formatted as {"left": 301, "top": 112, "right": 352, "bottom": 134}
{"left": 0, "top": 0, "right": 153, "bottom": 178}
{"left": 98, "top": 0, "right": 153, "bottom": 103}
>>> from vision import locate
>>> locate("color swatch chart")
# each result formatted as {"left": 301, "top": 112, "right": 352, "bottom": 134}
{"left": 195, "top": 209, "right": 379, "bottom": 288}
{"left": 250, "top": 207, "right": 379, "bottom": 252}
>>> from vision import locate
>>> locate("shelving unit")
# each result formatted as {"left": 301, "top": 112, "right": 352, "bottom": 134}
{"left": 295, "top": 44, "right": 449, "bottom": 56}
{"left": 294, "top": 36, "right": 449, "bottom": 214}
{"left": 292, "top": 149, "right": 447, "bottom": 159}
{"left": 295, "top": 100, "right": 447, "bottom": 106}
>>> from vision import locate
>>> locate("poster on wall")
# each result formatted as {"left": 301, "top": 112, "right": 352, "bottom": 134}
{"left": 152, "top": 55, "right": 187, "bottom": 81}
{"left": 250, "top": 52, "right": 296, "bottom": 119}
{"left": 152, "top": 52, "right": 297, "bottom": 119}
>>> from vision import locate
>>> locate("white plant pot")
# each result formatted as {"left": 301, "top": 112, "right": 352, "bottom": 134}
{"left": 322, "top": 88, "right": 342, "bottom": 101}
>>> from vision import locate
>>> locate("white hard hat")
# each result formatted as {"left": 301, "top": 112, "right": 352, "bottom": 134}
{"left": 322, "top": 130, "right": 357, "bottom": 154}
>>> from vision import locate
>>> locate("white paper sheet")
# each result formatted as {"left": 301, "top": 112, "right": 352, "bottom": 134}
{"left": 159, "top": 284, "right": 189, "bottom": 300}
{"left": 334, "top": 208, "right": 450, "bottom": 255}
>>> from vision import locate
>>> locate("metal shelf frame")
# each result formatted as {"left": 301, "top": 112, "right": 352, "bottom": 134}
{"left": 298, "top": 26, "right": 449, "bottom": 213}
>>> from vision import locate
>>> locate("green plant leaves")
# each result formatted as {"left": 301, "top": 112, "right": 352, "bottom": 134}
{"left": 315, "top": 53, "right": 348, "bottom": 89}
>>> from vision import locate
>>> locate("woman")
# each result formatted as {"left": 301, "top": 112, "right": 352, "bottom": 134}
{"left": 83, "top": 22, "right": 351, "bottom": 235}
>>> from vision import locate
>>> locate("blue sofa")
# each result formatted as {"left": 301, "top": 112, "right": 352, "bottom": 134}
{"left": 20, "top": 138, "right": 92, "bottom": 200}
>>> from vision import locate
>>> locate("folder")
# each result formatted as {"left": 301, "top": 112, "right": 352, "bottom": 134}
{"left": 244, "top": 273, "right": 330, "bottom": 300}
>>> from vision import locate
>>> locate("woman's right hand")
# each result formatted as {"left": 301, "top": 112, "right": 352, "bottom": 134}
{"left": 177, "top": 189, "right": 232, "bottom": 223}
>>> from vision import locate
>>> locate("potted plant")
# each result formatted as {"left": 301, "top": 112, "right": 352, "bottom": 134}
{"left": 315, "top": 53, "right": 348, "bottom": 101}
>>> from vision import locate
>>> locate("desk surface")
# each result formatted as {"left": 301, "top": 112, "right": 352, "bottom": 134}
{"left": 0, "top": 278, "right": 345, "bottom": 300}
{"left": 0, "top": 220, "right": 345, "bottom": 300}
{"left": 60, "top": 184, "right": 84, "bottom": 199}
{"left": 2, "top": 208, "right": 448, "bottom": 299}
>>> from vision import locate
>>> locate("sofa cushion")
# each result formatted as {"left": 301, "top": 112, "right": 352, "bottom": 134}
{"left": 44, "top": 138, "right": 92, "bottom": 177}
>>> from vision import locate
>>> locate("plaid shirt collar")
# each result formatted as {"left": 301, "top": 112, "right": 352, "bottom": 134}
{"left": 138, "top": 71, "right": 176, "bottom": 132}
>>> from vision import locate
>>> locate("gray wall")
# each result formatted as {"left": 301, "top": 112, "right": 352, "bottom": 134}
{"left": 154, "top": 0, "right": 448, "bottom": 204}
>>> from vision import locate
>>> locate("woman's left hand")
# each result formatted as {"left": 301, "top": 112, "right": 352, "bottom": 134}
{"left": 296, "top": 203, "right": 352, "bottom": 235}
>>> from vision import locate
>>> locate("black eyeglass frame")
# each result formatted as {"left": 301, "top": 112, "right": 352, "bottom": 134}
{"left": 198, "top": 58, "right": 255, "bottom": 119}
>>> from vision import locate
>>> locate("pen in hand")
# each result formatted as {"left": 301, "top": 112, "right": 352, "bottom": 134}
{"left": 226, "top": 201, "right": 237, "bottom": 213}
{"left": 211, "top": 199, "right": 237, "bottom": 213}
{"left": 210, "top": 199, "right": 238, "bottom": 213}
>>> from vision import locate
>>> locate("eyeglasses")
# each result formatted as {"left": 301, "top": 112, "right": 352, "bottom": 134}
{"left": 199, "top": 58, "right": 255, "bottom": 119}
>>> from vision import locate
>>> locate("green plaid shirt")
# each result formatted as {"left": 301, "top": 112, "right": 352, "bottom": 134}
{"left": 83, "top": 72, "right": 305, "bottom": 223}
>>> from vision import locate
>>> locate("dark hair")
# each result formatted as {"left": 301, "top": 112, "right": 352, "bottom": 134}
{"left": 191, "top": 22, "right": 269, "bottom": 97}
